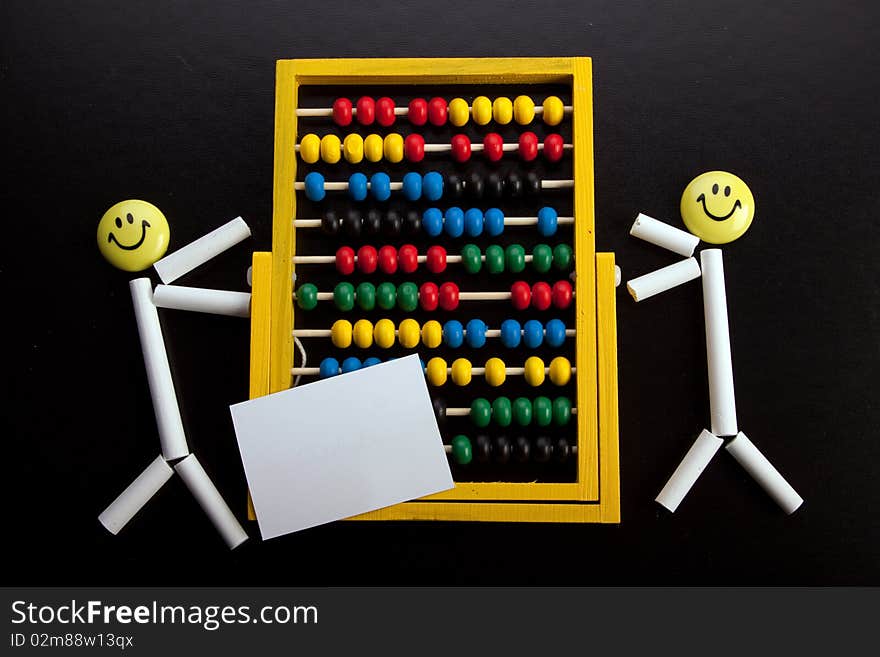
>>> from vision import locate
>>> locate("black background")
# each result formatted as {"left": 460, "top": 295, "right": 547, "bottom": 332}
{"left": 4, "top": 0, "right": 878, "bottom": 584}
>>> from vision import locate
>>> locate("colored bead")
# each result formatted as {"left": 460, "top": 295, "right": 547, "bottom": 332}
{"left": 531, "top": 281, "right": 552, "bottom": 310}
{"left": 513, "top": 95, "right": 536, "bottom": 124}
{"left": 533, "top": 397, "right": 553, "bottom": 427}
{"left": 426, "top": 357, "right": 447, "bottom": 386}
{"left": 514, "top": 435, "right": 531, "bottom": 462}
{"left": 523, "top": 319, "right": 544, "bottom": 348}
{"left": 376, "top": 97, "right": 395, "bottom": 127}
{"left": 356, "top": 96, "right": 375, "bottom": 125}
{"left": 532, "top": 243, "right": 553, "bottom": 273}
{"left": 451, "top": 435, "right": 472, "bottom": 464}
{"left": 296, "top": 283, "right": 318, "bottom": 310}
{"left": 446, "top": 174, "right": 465, "bottom": 200}
{"left": 510, "top": 281, "right": 531, "bottom": 310}
{"left": 362, "top": 209, "right": 380, "bottom": 235}
{"left": 517, "top": 131, "right": 539, "bottom": 161}
{"left": 483, "top": 133, "right": 504, "bottom": 162}
{"left": 485, "top": 173, "right": 504, "bottom": 199}
{"left": 549, "top": 247, "right": 570, "bottom": 274}
{"left": 492, "top": 97, "right": 513, "bottom": 124}
{"left": 404, "top": 134, "right": 425, "bottom": 163}
{"left": 554, "top": 438, "right": 571, "bottom": 463}
{"left": 321, "top": 211, "right": 340, "bottom": 236}
{"left": 398, "top": 318, "right": 420, "bottom": 349}
{"left": 544, "top": 318, "right": 566, "bottom": 348}
{"left": 466, "top": 172, "right": 484, "bottom": 199}
{"left": 304, "top": 172, "right": 325, "bottom": 202}
{"left": 378, "top": 245, "right": 398, "bottom": 274}
{"left": 500, "top": 319, "right": 521, "bottom": 348}
{"left": 419, "top": 282, "right": 439, "bottom": 311}
{"left": 319, "top": 134, "right": 341, "bottom": 163}
{"left": 433, "top": 397, "right": 447, "bottom": 424}
{"left": 505, "top": 173, "right": 523, "bottom": 198}
{"left": 364, "top": 134, "right": 383, "bottom": 162}
{"left": 505, "top": 244, "right": 526, "bottom": 273}
{"left": 383, "top": 211, "right": 402, "bottom": 237}
{"left": 484, "top": 208, "right": 504, "bottom": 236}
{"left": 397, "top": 282, "right": 419, "bottom": 311}
{"left": 332, "top": 97, "right": 353, "bottom": 126}
{"left": 552, "top": 396, "right": 572, "bottom": 426}
{"left": 451, "top": 358, "right": 472, "bottom": 386}
{"left": 549, "top": 357, "right": 572, "bottom": 386}
{"left": 343, "top": 133, "right": 364, "bottom": 163}
{"left": 349, "top": 172, "right": 368, "bottom": 201}
{"left": 524, "top": 356, "right": 546, "bottom": 387}
{"left": 542, "top": 96, "right": 564, "bottom": 126}
{"left": 356, "top": 282, "right": 376, "bottom": 311}
{"left": 486, "top": 244, "right": 505, "bottom": 273}
{"left": 443, "top": 320, "right": 464, "bottom": 348}
{"left": 352, "top": 319, "right": 373, "bottom": 348}
{"left": 472, "top": 95, "right": 492, "bottom": 125}
{"left": 319, "top": 357, "right": 339, "bottom": 378}
{"left": 513, "top": 397, "right": 533, "bottom": 426}
{"left": 494, "top": 435, "right": 512, "bottom": 463}
{"left": 341, "top": 356, "right": 362, "bottom": 374}
{"left": 428, "top": 97, "right": 448, "bottom": 125}
{"left": 423, "top": 172, "right": 444, "bottom": 201}
{"left": 537, "top": 207, "right": 558, "bottom": 236}
{"left": 471, "top": 398, "right": 491, "bottom": 428}
{"left": 363, "top": 357, "right": 382, "bottom": 368}
{"left": 408, "top": 98, "right": 427, "bottom": 125}
{"left": 335, "top": 246, "right": 355, "bottom": 276}
{"left": 374, "top": 318, "right": 396, "bottom": 349}
{"left": 448, "top": 97, "right": 470, "bottom": 127}
{"left": 370, "top": 172, "right": 391, "bottom": 201}
{"left": 460, "top": 244, "right": 482, "bottom": 274}
{"left": 376, "top": 282, "right": 397, "bottom": 310}
{"left": 383, "top": 133, "right": 404, "bottom": 163}
{"left": 299, "top": 134, "right": 321, "bottom": 163}
{"left": 423, "top": 208, "right": 443, "bottom": 237}
{"left": 439, "top": 282, "right": 459, "bottom": 311}
{"left": 544, "top": 133, "right": 565, "bottom": 162}
{"left": 475, "top": 434, "right": 491, "bottom": 461}
{"left": 484, "top": 357, "right": 506, "bottom": 387}
{"left": 534, "top": 436, "right": 553, "bottom": 462}
{"left": 421, "top": 319, "right": 442, "bottom": 348}
{"left": 444, "top": 206, "right": 464, "bottom": 237}
{"left": 492, "top": 397, "right": 512, "bottom": 427}
{"left": 465, "top": 319, "right": 487, "bottom": 348}
{"left": 356, "top": 245, "right": 377, "bottom": 273}
{"left": 552, "top": 280, "right": 573, "bottom": 308}
{"left": 404, "top": 210, "right": 421, "bottom": 235}
{"left": 342, "top": 210, "right": 362, "bottom": 237}
{"left": 451, "top": 134, "right": 471, "bottom": 163}
{"left": 525, "top": 172, "right": 541, "bottom": 196}
{"left": 426, "top": 245, "right": 447, "bottom": 273}
{"left": 399, "top": 244, "right": 418, "bottom": 273}
{"left": 464, "top": 208, "right": 483, "bottom": 237}
{"left": 331, "top": 319, "right": 353, "bottom": 348}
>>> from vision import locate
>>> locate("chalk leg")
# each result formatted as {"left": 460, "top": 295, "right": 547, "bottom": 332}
{"left": 174, "top": 454, "right": 248, "bottom": 549}
{"left": 656, "top": 429, "right": 724, "bottom": 512}
{"left": 726, "top": 432, "right": 803, "bottom": 514}
{"left": 98, "top": 455, "right": 174, "bottom": 534}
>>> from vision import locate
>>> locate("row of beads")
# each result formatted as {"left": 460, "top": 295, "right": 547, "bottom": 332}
{"left": 304, "top": 171, "right": 442, "bottom": 203}
{"left": 448, "top": 434, "right": 573, "bottom": 466}
{"left": 469, "top": 396, "right": 572, "bottom": 428}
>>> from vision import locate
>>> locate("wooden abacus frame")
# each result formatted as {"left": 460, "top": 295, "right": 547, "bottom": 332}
{"left": 248, "top": 57, "right": 620, "bottom": 523}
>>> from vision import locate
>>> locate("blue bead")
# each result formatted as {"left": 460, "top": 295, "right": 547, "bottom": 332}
{"left": 523, "top": 320, "right": 544, "bottom": 349}
{"left": 423, "top": 171, "right": 444, "bottom": 201}
{"left": 464, "top": 208, "right": 484, "bottom": 237}
{"left": 484, "top": 208, "right": 505, "bottom": 236}
{"left": 341, "top": 357, "right": 363, "bottom": 373}
{"left": 442, "top": 320, "right": 464, "bottom": 348}
{"left": 319, "top": 357, "right": 339, "bottom": 378}
{"left": 544, "top": 319, "right": 567, "bottom": 348}
{"left": 348, "top": 173, "right": 368, "bottom": 201}
{"left": 363, "top": 357, "right": 382, "bottom": 368}
{"left": 422, "top": 208, "right": 443, "bottom": 237}
{"left": 370, "top": 172, "right": 391, "bottom": 201}
{"left": 537, "top": 206, "right": 558, "bottom": 236}
{"left": 304, "top": 172, "right": 325, "bottom": 202}
{"left": 465, "top": 319, "right": 487, "bottom": 349}
{"left": 499, "top": 319, "right": 522, "bottom": 348}
{"left": 402, "top": 172, "right": 422, "bottom": 201}
{"left": 444, "top": 207, "right": 464, "bottom": 237}
{"left": 419, "top": 358, "right": 426, "bottom": 372}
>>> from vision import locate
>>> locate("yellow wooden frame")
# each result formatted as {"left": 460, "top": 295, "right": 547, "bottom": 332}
{"left": 251, "top": 57, "right": 620, "bottom": 523}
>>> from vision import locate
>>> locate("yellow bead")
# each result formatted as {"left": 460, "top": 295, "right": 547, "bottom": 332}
{"left": 398, "top": 318, "right": 421, "bottom": 349}
{"left": 492, "top": 97, "right": 513, "bottom": 125}
{"left": 524, "top": 356, "right": 546, "bottom": 387}
{"left": 320, "top": 134, "right": 342, "bottom": 163}
{"left": 484, "top": 357, "right": 507, "bottom": 387}
{"left": 343, "top": 133, "right": 364, "bottom": 163}
{"left": 448, "top": 98, "right": 470, "bottom": 127}
{"left": 364, "top": 134, "right": 384, "bottom": 162}
{"left": 330, "top": 319, "right": 352, "bottom": 349}
{"left": 471, "top": 96, "right": 492, "bottom": 125}
{"left": 299, "top": 134, "right": 321, "bottom": 164}
{"left": 451, "top": 358, "right": 472, "bottom": 386}
{"left": 426, "top": 357, "right": 448, "bottom": 387}
{"left": 542, "top": 95, "right": 564, "bottom": 126}
{"left": 373, "top": 318, "right": 396, "bottom": 349}
{"left": 383, "top": 133, "right": 404, "bottom": 163}
{"left": 513, "top": 95, "right": 535, "bottom": 125}
{"left": 352, "top": 319, "right": 374, "bottom": 349}
{"left": 549, "top": 357, "right": 572, "bottom": 386}
{"left": 421, "top": 320, "right": 442, "bottom": 348}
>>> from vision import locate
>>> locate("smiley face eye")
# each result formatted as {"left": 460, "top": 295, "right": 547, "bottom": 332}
{"left": 724, "top": 185, "right": 731, "bottom": 196}
{"left": 712, "top": 183, "right": 719, "bottom": 194}
{"left": 126, "top": 213, "right": 135, "bottom": 224}
{"left": 114, "top": 217, "right": 122, "bottom": 228}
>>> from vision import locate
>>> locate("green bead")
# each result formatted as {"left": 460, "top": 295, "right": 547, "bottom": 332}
{"left": 486, "top": 245, "right": 505, "bottom": 274}
{"left": 552, "top": 244, "right": 573, "bottom": 270}
{"left": 461, "top": 244, "right": 482, "bottom": 274}
{"left": 471, "top": 398, "right": 492, "bottom": 428}
{"left": 376, "top": 282, "right": 397, "bottom": 310}
{"left": 492, "top": 396, "right": 512, "bottom": 427}
{"left": 296, "top": 283, "right": 318, "bottom": 310}
{"left": 533, "top": 396, "right": 553, "bottom": 427}
{"left": 333, "top": 282, "right": 355, "bottom": 311}
{"left": 552, "top": 396, "right": 572, "bottom": 426}
{"left": 505, "top": 244, "right": 526, "bottom": 273}
{"left": 397, "top": 282, "right": 419, "bottom": 312}
{"left": 356, "top": 282, "right": 376, "bottom": 311}
{"left": 513, "top": 397, "right": 532, "bottom": 426}
{"left": 532, "top": 244, "right": 553, "bottom": 273}
{"left": 451, "top": 435, "right": 473, "bottom": 465}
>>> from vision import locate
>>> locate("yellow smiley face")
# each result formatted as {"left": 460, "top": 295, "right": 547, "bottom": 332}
{"left": 97, "top": 200, "right": 170, "bottom": 271}
{"left": 680, "top": 171, "right": 755, "bottom": 244}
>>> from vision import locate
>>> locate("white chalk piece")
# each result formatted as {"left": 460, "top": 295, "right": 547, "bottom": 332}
{"left": 130, "top": 278, "right": 190, "bottom": 460}
{"left": 153, "top": 285, "right": 251, "bottom": 318}
{"left": 701, "top": 249, "right": 738, "bottom": 436}
{"left": 630, "top": 213, "right": 701, "bottom": 257}
{"left": 98, "top": 455, "right": 174, "bottom": 534}
{"left": 174, "top": 454, "right": 249, "bottom": 550}
{"left": 153, "top": 217, "right": 251, "bottom": 284}
{"left": 626, "top": 257, "right": 701, "bottom": 302}
{"left": 725, "top": 432, "right": 803, "bottom": 514}
{"left": 655, "top": 429, "right": 724, "bottom": 512}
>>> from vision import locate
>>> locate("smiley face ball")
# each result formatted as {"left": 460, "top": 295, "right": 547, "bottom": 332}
{"left": 97, "top": 200, "right": 170, "bottom": 271}
{"left": 680, "top": 171, "right": 755, "bottom": 244}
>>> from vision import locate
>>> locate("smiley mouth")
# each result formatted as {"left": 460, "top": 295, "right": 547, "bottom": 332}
{"left": 108, "top": 220, "right": 151, "bottom": 250}
{"left": 696, "top": 194, "right": 742, "bottom": 221}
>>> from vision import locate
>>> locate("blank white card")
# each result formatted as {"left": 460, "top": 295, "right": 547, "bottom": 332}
{"left": 230, "top": 355, "right": 454, "bottom": 539}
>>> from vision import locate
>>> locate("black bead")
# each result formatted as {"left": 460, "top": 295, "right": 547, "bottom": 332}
{"left": 554, "top": 438, "right": 571, "bottom": 463}
{"left": 383, "top": 210, "right": 402, "bottom": 237}
{"left": 321, "top": 211, "right": 340, "bottom": 236}
{"left": 505, "top": 173, "right": 523, "bottom": 198}
{"left": 342, "top": 210, "right": 362, "bottom": 238}
{"left": 404, "top": 210, "right": 421, "bottom": 235}
{"left": 514, "top": 435, "right": 531, "bottom": 463}
{"left": 474, "top": 434, "right": 492, "bottom": 462}
{"left": 485, "top": 173, "right": 504, "bottom": 199}
{"left": 363, "top": 209, "right": 382, "bottom": 235}
{"left": 466, "top": 172, "right": 484, "bottom": 200}
{"left": 534, "top": 436, "right": 553, "bottom": 463}
{"left": 494, "top": 435, "right": 511, "bottom": 464}
{"left": 446, "top": 174, "right": 465, "bottom": 200}
{"left": 524, "top": 172, "right": 541, "bottom": 196}
{"left": 432, "top": 398, "right": 446, "bottom": 424}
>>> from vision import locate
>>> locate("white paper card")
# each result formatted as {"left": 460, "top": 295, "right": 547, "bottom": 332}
{"left": 230, "top": 355, "right": 453, "bottom": 539}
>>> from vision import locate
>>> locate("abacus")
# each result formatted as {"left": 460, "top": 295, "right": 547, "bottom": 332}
{"left": 248, "top": 58, "right": 620, "bottom": 523}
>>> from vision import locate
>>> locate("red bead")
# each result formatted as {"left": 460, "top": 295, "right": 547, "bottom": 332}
{"left": 531, "top": 281, "right": 552, "bottom": 310}
{"left": 544, "top": 133, "right": 564, "bottom": 162}
{"left": 428, "top": 97, "right": 448, "bottom": 126}
{"left": 483, "top": 133, "right": 504, "bottom": 162}
{"left": 378, "top": 245, "right": 398, "bottom": 274}
{"left": 510, "top": 281, "right": 531, "bottom": 310}
{"left": 451, "top": 134, "right": 472, "bottom": 163}
{"left": 405, "top": 134, "right": 425, "bottom": 162}
{"left": 335, "top": 246, "right": 355, "bottom": 275}
{"left": 356, "top": 245, "right": 378, "bottom": 273}
{"left": 399, "top": 244, "right": 419, "bottom": 273}
{"left": 408, "top": 98, "right": 428, "bottom": 126}
{"left": 552, "top": 280, "right": 573, "bottom": 308}
{"left": 376, "top": 96, "right": 396, "bottom": 127}
{"left": 438, "top": 282, "right": 460, "bottom": 311}
{"left": 426, "top": 245, "right": 447, "bottom": 273}
{"left": 518, "top": 131, "right": 538, "bottom": 161}
{"left": 419, "top": 282, "right": 439, "bottom": 311}
{"left": 332, "top": 98, "right": 352, "bottom": 127}
{"left": 356, "top": 96, "right": 375, "bottom": 125}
